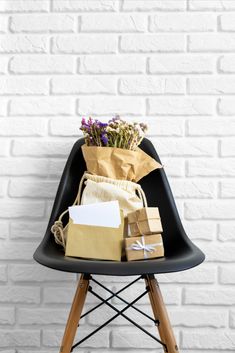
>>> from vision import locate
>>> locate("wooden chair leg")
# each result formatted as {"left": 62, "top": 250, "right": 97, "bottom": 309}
{"left": 59, "top": 274, "right": 90, "bottom": 353}
{"left": 145, "top": 275, "right": 179, "bottom": 353}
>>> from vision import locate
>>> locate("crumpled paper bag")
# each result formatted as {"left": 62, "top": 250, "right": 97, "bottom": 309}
{"left": 81, "top": 145, "right": 162, "bottom": 182}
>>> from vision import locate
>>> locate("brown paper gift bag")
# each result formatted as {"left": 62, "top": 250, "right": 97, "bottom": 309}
{"left": 81, "top": 145, "right": 162, "bottom": 182}
{"left": 125, "top": 234, "right": 164, "bottom": 261}
{"left": 65, "top": 211, "right": 124, "bottom": 261}
{"left": 127, "top": 207, "right": 163, "bottom": 237}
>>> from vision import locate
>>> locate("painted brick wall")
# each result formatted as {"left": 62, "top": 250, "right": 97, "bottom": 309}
{"left": 0, "top": 0, "right": 235, "bottom": 352}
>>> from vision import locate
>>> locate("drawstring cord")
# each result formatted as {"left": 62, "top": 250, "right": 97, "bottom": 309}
{"left": 51, "top": 173, "right": 87, "bottom": 248}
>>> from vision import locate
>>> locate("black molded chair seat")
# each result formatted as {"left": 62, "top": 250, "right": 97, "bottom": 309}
{"left": 34, "top": 138, "right": 205, "bottom": 276}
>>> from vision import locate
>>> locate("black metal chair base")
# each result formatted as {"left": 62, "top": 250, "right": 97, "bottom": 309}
{"left": 72, "top": 274, "right": 166, "bottom": 352}
{"left": 59, "top": 274, "right": 179, "bottom": 353}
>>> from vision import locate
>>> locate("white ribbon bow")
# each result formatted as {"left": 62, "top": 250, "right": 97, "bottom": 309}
{"left": 131, "top": 236, "right": 162, "bottom": 259}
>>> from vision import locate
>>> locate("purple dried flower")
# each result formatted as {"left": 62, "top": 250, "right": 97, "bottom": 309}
{"left": 101, "top": 132, "right": 108, "bottom": 146}
{"left": 109, "top": 115, "right": 120, "bottom": 123}
{"left": 88, "top": 117, "right": 93, "bottom": 126}
{"left": 99, "top": 122, "right": 108, "bottom": 128}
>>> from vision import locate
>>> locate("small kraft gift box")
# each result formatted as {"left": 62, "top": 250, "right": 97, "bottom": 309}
{"left": 125, "top": 234, "right": 164, "bottom": 261}
{"left": 127, "top": 207, "right": 163, "bottom": 237}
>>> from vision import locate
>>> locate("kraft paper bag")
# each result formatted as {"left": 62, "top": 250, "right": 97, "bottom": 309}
{"left": 81, "top": 145, "right": 162, "bottom": 182}
{"left": 65, "top": 211, "right": 124, "bottom": 261}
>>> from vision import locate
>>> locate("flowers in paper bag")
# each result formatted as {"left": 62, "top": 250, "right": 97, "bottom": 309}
{"left": 80, "top": 116, "right": 162, "bottom": 181}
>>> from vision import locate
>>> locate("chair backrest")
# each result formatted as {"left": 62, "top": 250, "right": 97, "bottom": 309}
{"left": 46, "top": 137, "right": 189, "bottom": 257}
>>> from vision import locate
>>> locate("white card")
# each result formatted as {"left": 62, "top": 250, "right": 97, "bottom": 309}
{"left": 69, "top": 200, "right": 121, "bottom": 228}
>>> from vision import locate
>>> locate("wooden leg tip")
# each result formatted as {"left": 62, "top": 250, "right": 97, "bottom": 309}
{"left": 164, "top": 344, "right": 179, "bottom": 353}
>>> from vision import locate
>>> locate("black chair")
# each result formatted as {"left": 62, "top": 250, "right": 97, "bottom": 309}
{"left": 34, "top": 138, "right": 205, "bottom": 353}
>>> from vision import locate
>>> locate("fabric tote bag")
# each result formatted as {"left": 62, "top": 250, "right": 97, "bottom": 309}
{"left": 51, "top": 172, "right": 148, "bottom": 249}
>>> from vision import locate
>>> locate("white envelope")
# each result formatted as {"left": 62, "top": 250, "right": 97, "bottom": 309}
{"left": 68, "top": 200, "right": 121, "bottom": 228}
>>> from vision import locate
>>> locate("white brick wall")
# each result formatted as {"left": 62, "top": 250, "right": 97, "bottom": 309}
{"left": 0, "top": 0, "right": 234, "bottom": 352}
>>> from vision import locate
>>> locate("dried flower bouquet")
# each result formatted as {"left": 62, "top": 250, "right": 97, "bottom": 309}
{"left": 80, "top": 116, "right": 161, "bottom": 182}
{"left": 80, "top": 116, "right": 148, "bottom": 150}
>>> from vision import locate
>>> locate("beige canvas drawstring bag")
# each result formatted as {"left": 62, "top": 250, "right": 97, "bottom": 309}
{"left": 80, "top": 172, "right": 147, "bottom": 215}
{"left": 51, "top": 172, "right": 148, "bottom": 249}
